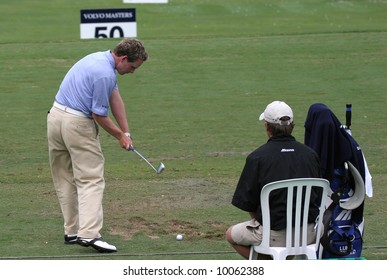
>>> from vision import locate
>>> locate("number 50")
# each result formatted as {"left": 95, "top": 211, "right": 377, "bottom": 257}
{"left": 95, "top": 26, "right": 124, "bottom": 38}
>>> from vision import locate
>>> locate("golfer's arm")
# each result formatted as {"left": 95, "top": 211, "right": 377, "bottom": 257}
{"left": 109, "top": 90, "right": 130, "bottom": 134}
{"left": 92, "top": 113, "right": 125, "bottom": 140}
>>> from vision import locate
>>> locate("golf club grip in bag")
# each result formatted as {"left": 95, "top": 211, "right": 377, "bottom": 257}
{"left": 346, "top": 104, "right": 352, "bottom": 129}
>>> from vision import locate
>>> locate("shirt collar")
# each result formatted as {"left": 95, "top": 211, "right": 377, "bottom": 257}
{"left": 106, "top": 50, "right": 115, "bottom": 69}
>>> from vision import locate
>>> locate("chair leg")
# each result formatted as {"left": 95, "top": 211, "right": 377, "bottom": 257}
{"left": 249, "top": 246, "right": 258, "bottom": 260}
{"left": 305, "top": 251, "right": 317, "bottom": 260}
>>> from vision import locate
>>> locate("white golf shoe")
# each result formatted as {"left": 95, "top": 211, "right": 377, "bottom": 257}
{"left": 77, "top": 237, "right": 117, "bottom": 253}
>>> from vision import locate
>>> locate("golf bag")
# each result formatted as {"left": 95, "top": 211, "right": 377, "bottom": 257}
{"left": 304, "top": 103, "right": 370, "bottom": 259}
{"left": 320, "top": 162, "right": 364, "bottom": 258}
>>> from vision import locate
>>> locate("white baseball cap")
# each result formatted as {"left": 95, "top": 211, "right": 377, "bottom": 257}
{"left": 259, "top": 101, "right": 293, "bottom": 125}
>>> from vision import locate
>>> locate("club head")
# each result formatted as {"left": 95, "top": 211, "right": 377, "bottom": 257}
{"left": 157, "top": 162, "right": 165, "bottom": 174}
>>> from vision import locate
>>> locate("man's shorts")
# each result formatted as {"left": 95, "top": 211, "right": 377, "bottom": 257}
{"left": 231, "top": 219, "right": 316, "bottom": 246}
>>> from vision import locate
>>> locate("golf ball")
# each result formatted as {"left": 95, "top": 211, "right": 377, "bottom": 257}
{"left": 176, "top": 234, "right": 183, "bottom": 241}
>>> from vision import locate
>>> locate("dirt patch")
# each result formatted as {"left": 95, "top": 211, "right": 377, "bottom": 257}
{"left": 109, "top": 216, "right": 163, "bottom": 240}
{"left": 109, "top": 217, "right": 227, "bottom": 241}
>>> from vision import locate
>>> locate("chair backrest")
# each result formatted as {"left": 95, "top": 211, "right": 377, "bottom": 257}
{"left": 252, "top": 178, "right": 330, "bottom": 259}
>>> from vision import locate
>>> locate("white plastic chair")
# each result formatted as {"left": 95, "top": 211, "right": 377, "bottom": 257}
{"left": 249, "top": 178, "right": 330, "bottom": 260}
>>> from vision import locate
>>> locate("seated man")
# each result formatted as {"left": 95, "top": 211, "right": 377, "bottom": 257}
{"left": 226, "top": 101, "right": 322, "bottom": 259}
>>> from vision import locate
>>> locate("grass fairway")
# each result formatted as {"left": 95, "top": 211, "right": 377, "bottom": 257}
{"left": 0, "top": 0, "right": 386, "bottom": 260}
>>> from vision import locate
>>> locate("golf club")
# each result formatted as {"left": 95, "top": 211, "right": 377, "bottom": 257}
{"left": 128, "top": 146, "right": 165, "bottom": 174}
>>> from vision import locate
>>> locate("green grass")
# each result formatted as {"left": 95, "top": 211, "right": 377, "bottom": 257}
{"left": 0, "top": 0, "right": 386, "bottom": 260}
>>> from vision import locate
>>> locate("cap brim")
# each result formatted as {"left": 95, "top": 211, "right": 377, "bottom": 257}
{"left": 259, "top": 112, "right": 265, "bottom": 121}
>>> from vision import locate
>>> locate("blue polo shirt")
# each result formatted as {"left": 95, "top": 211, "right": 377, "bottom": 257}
{"left": 55, "top": 50, "right": 118, "bottom": 118}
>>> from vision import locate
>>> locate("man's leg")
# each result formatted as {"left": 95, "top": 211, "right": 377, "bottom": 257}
{"left": 48, "top": 108, "right": 79, "bottom": 238}
{"left": 226, "top": 226, "right": 251, "bottom": 259}
{"left": 226, "top": 219, "right": 272, "bottom": 260}
{"left": 63, "top": 117, "right": 105, "bottom": 239}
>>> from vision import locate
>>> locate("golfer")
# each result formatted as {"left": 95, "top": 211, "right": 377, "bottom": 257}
{"left": 47, "top": 38, "right": 148, "bottom": 253}
{"left": 226, "top": 101, "right": 322, "bottom": 259}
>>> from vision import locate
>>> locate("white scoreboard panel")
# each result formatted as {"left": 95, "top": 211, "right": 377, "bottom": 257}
{"left": 80, "top": 9, "right": 136, "bottom": 39}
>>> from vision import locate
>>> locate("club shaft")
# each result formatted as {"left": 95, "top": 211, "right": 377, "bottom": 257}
{"left": 131, "top": 148, "right": 157, "bottom": 172}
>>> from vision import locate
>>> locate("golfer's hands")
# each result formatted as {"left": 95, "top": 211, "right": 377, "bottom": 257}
{"left": 120, "top": 132, "right": 133, "bottom": 150}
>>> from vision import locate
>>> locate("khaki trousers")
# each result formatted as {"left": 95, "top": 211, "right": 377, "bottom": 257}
{"left": 47, "top": 106, "right": 105, "bottom": 238}
{"left": 231, "top": 219, "right": 317, "bottom": 247}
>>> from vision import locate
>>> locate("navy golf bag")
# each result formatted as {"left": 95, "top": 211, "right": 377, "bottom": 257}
{"left": 304, "top": 103, "right": 371, "bottom": 259}
{"left": 319, "top": 161, "right": 365, "bottom": 258}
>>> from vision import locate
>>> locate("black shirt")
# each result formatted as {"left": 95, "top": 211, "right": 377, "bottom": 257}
{"left": 232, "top": 135, "right": 322, "bottom": 230}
